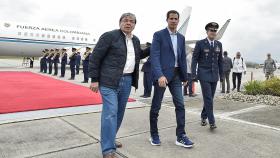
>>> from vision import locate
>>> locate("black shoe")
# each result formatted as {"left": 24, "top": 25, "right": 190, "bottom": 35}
{"left": 221, "top": 91, "right": 225, "bottom": 93}
{"left": 237, "top": 89, "right": 241, "bottom": 92}
{"left": 140, "top": 95, "right": 150, "bottom": 98}
{"left": 210, "top": 124, "right": 217, "bottom": 129}
{"left": 226, "top": 91, "right": 230, "bottom": 93}
{"left": 68, "top": 78, "right": 74, "bottom": 80}
{"left": 81, "top": 81, "right": 88, "bottom": 83}
{"left": 189, "top": 94, "right": 197, "bottom": 97}
{"left": 201, "top": 119, "right": 207, "bottom": 126}
{"left": 232, "top": 88, "right": 236, "bottom": 91}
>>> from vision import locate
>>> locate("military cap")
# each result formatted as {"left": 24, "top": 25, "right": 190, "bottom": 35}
{"left": 205, "top": 22, "right": 219, "bottom": 31}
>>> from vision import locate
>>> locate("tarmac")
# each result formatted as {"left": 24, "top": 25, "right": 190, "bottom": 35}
{"left": 0, "top": 59, "right": 279, "bottom": 158}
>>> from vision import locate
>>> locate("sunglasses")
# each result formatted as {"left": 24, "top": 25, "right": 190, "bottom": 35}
{"left": 209, "top": 29, "right": 217, "bottom": 32}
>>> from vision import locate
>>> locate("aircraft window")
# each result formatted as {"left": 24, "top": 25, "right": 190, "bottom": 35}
{"left": 85, "top": 38, "right": 88, "bottom": 41}
{"left": 72, "top": 37, "right": 75, "bottom": 40}
{"left": 52, "top": 35, "right": 55, "bottom": 39}
{"left": 24, "top": 32, "right": 28, "bottom": 36}
{"left": 18, "top": 32, "right": 21, "bottom": 36}
{"left": 47, "top": 34, "right": 50, "bottom": 38}
{"left": 36, "top": 33, "right": 39, "bottom": 37}
{"left": 81, "top": 38, "right": 84, "bottom": 41}
{"left": 76, "top": 37, "right": 79, "bottom": 40}
{"left": 42, "top": 34, "right": 45, "bottom": 38}
{"left": 93, "top": 39, "right": 96, "bottom": 42}
{"left": 30, "top": 33, "right": 33, "bottom": 37}
{"left": 57, "top": 35, "right": 61, "bottom": 39}
{"left": 62, "top": 36, "right": 65, "bottom": 39}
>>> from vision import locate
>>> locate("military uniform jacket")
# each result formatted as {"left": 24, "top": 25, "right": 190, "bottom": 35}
{"left": 192, "top": 38, "right": 223, "bottom": 82}
{"left": 61, "top": 53, "right": 68, "bottom": 64}
{"left": 69, "top": 54, "right": 76, "bottom": 65}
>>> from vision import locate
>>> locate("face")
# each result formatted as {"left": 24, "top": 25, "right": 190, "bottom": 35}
{"left": 267, "top": 54, "right": 271, "bottom": 58}
{"left": 167, "top": 13, "right": 179, "bottom": 30}
{"left": 206, "top": 28, "right": 217, "bottom": 40}
{"left": 119, "top": 16, "right": 136, "bottom": 35}
{"left": 236, "top": 52, "right": 241, "bottom": 58}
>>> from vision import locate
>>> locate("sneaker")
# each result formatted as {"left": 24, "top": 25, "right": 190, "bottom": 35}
{"left": 210, "top": 124, "right": 217, "bottom": 130}
{"left": 149, "top": 135, "right": 161, "bottom": 146}
{"left": 175, "top": 135, "right": 194, "bottom": 148}
{"left": 201, "top": 119, "right": 208, "bottom": 126}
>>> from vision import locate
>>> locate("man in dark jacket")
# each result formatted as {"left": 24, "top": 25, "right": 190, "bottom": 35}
{"left": 53, "top": 49, "right": 60, "bottom": 76}
{"left": 75, "top": 52, "right": 81, "bottom": 75}
{"left": 89, "top": 13, "right": 149, "bottom": 158}
{"left": 222, "top": 51, "right": 233, "bottom": 93}
{"left": 140, "top": 43, "right": 152, "bottom": 98}
{"left": 60, "top": 48, "right": 68, "bottom": 78}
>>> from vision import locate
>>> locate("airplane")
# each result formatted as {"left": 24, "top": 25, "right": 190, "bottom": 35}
{"left": 0, "top": 6, "right": 230, "bottom": 59}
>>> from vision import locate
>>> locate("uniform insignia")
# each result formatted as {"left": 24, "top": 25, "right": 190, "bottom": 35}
{"left": 204, "top": 49, "right": 210, "bottom": 52}
{"left": 215, "top": 47, "right": 220, "bottom": 52}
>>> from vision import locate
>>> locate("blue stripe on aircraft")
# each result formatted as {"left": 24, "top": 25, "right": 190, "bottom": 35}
{"left": 0, "top": 37, "right": 95, "bottom": 46}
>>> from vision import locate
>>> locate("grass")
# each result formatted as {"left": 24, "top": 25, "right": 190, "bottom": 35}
{"left": 244, "top": 77, "right": 280, "bottom": 96}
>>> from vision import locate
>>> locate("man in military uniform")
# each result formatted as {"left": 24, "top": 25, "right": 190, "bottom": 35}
{"left": 81, "top": 47, "right": 91, "bottom": 83}
{"left": 263, "top": 53, "right": 277, "bottom": 80}
{"left": 53, "top": 48, "right": 60, "bottom": 76}
{"left": 48, "top": 49, "right": 55, "bottom": 74}
{"left": 60, "top": 48, "right": 68, "bottom": 78}
{"left": 76, "top": 52, "right": 81, "bottom": 75}
{"left": 69, "top": 47, "right": 77, "bottom": 80}
{"left": 42, "top": 49, "right": 49, "bottom": 73}
{"left": 40, "top": 50, "right": 45, "bottom": 72}
{"left": 192, "top": 22, "right": 223, "bottom": 129}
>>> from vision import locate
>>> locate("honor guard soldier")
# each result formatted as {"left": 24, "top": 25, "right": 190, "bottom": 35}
{"left": 53, "top": 48, "right": 60, "bottom": 76}
{"left": 60, "top": 48, "right": 68, "bottom": 78}
{"left": 69, "top": 47, "right": 77, "bottom": 80}
{"left": 42, "top": 49, "right": 49, "bottom": 73}
{"left": 40, "top": 50, "right": 45, "bottom": 72}
{"left": 75, "top": 52, "right": 81, "bottom": 74}
{"left": 47, "top": 49, "right": 55, "bottom": 74}
{"left": 192, "top": 22, "right": 224, "bottom": 129}
{"left": 81, "top": 47, "right": 91, "bottom": 83}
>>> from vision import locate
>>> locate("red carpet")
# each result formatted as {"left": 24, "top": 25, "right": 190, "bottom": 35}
{"left": 0, "top": 72, "right": 135, "bottom": 114}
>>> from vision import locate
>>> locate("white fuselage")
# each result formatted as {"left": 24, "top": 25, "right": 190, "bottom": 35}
{"left": 0, "top": 21, "right": 97, "bottom": 57}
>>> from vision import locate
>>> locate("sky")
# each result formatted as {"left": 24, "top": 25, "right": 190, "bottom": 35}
{"left": 1, "top": 0, "right": 280, "bottom": 63}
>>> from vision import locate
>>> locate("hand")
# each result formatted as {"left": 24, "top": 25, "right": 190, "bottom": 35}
{"left": 158, "top": 76, "right": 168, "bottom": 87}
{"left": 244, "top": 71, "right": 246, "bottom": 75}
{"left": 220, "top": 78, "right": 224, "bottom": 83}
{"left": 90, "top": 82, "right": 99, "bottom": 93}
{"left": 183, "top": 81, "right": 188, "bottom": 86}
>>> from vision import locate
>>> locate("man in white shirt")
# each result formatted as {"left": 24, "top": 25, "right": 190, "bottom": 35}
{"left": 184, "top": 50, "right": 195, "bottom": 97}
{"left": 232, "top": 52, "right": 246, "bottom": 92}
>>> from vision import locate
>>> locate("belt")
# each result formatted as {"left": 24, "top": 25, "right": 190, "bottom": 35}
{"left": 123, "top": 73, "right": 132, "bottom": 76}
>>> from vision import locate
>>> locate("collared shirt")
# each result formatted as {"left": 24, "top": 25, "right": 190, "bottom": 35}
{"left": 207, "top": 38, "right": 215, "bottom": 48}
{"left": 167, "top": 28, "right": 178, "bottom": 67}
{"left": 122, "top": 32, "right": 135, "bottom": 74}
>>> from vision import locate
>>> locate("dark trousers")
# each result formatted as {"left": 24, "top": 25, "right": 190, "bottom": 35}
{"left": 83, "top": 62, "right": 89, "bottom": 82}
{"left": 184, "top": 73, "right": 193, "bottom": 95}
{"left": 42, "top": 61, "right": 47, "bottom": 73}
{"left": 70, "top": 64, "right": 75, "bottom": 79}
{"left": 232, "top": 72, "right": 242, "bottom": 91}
{"left": 48, "top": 62, "right": 53, "bottom": 74}
{"left": 150, "top": 72, "right": 186, "bottom": 137}
{"left": 76, "top": 64, "right": 80, "bottom": 74}
{"left": 61, "top": 63, "right": 66, "bottom": 77}
{"left": 53, "top": 62, "right": 58, "bottom": 75}
{"left": 143, "top": 72, "right": 152, "bottom": 96}
{"left": 30, "top": 61, "right": 34, "bottom": 68}
{"left": 40, "top": 61, "right": 43, "bottom": 72}
{"left": 200, "top": 81, "right": 217, "bottom": 124}
{"left": 222, "top": 71, "right": 231, "bottom": 92}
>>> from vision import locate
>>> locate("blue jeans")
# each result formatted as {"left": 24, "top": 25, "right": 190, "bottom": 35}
{"left": 150, "top": 73, "right": 186, "bottom": 137}
{"left": 99, "top": 76, "right": 132, "bottom": 155}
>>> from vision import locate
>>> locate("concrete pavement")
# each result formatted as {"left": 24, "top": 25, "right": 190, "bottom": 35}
{"left": 0, "top": 60, "right": 279, "bottom": 158}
